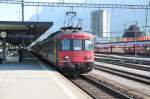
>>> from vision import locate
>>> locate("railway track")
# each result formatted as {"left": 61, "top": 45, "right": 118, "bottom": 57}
{"left": 69, "top": 75, "right": 131, "bottom": 99}
{"left": 94, "top": 64, "right": 150, "bottom": 85}
{"left": 95, "top": 56, "right": 150, "bottom": 71}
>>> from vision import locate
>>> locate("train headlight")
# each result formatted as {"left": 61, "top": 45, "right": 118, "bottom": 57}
{"left": 64, "top": 56, "right": 70, "bottom": 59}
{"left": 85, "top": 56, "right": 91, "bottom": 59}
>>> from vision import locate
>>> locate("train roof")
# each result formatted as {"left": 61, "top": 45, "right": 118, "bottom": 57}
{"left": 35, "top": 30, "right": 93, "bottom": 46}
{"left": 111, "top": 42, "right": 124, "bottom": 46}
{"left": 94, "top": 40, "right": 150, "bottom": 48}
{"left": 136, "top": 41, "right": 150, "bottom": 45}
{"left": 55, "top": 32, "right": 93, "bottom": 39}
{"left": 46, "top": 28, "right": 93, "bottom": 39}
{"left": 96, "top": 43, "right": 111, "bottom": 47}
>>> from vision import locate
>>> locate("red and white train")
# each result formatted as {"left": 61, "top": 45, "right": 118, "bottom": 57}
{"left": 31, "top": 29, "right": 94, "bottom": 75}
{"left": 95, "top": 40, "right": 150, "bottom": 55}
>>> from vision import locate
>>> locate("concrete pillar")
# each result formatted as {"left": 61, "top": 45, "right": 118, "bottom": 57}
{"left": 0, "top": 31, "right": 7, "bottom": 63}
{"left": 2, "top": 38, "right": 6, "bottom": 63}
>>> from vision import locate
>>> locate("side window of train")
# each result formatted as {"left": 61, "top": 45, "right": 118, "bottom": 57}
{"left": 46, "top": 43, "right": 49, "bottom": 57}
{"left": 49, "top": 40, "right": 53, "bottom": 54}
{"left": 56, "top": 40, "right": 61, "bottom": 50}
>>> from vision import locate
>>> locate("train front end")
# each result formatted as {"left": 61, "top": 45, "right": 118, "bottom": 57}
{"left": 56, "top": 32, "right": 94, "bottom": 75}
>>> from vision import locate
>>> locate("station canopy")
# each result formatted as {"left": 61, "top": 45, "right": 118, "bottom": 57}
{"left": 0, "top": 21, "right": 53, "bottom": 46}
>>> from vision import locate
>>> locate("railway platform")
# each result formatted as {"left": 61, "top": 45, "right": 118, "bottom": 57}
{"left": 0, "top": 50, "right": 92, "bottom": 99}
{"left": 95, "top": 53, "right": 150, "bottom": 63}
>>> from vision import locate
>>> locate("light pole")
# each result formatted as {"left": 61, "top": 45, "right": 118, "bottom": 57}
{"left": 134, "top": 22, "right": 138, "bottom": 58}
{"left": 123, "top": 24, "right": 126, "bottom": 54}
{"left": 21, "top": 0, "right": 24, "bottom": 22}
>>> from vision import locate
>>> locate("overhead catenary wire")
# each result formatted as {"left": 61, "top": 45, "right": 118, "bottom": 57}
{"left": 0, "top": 0, "right": 150, "bottom": 9}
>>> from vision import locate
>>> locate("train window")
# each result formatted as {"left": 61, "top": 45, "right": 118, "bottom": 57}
{"left": 73, "top": 40, "right": 82, "bottom": 50}
{"left": 56, "top": 40, "right": 61, "bottom": 50}
{"left": 85, "top": 40, "right": 93, "bottom": 50}
{"left": 61, "top": 40, "right": 70, "bottom": 50}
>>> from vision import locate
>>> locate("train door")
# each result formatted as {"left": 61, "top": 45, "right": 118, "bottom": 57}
{"left": 53, "top": 39, "right": 57, "bottom": 65}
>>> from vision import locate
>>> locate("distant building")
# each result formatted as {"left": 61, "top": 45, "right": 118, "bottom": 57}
{"left": 91, "top": 10, "right": 110, "bottom": 37}
{"left": 123, "top": 24, "right": 146, "bottom": 38}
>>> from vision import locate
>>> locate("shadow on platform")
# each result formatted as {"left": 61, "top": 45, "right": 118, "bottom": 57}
{"left": 0, "top": 58, "right": 45, "bottom": 70}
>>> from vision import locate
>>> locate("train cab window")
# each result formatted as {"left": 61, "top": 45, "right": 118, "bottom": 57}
{"left": 85, "top": 40, "right": 93, "bottom": 50}
{"left": 73, "top": 40, "right": 82, "bottom": 50}
{"left": 61, "top": 40, "right": 70, "bottom": 50}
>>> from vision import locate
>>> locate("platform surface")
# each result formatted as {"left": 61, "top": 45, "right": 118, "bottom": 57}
{"left": 0, "top": 51, "right": 91, "bottom": 99}
{"left": 95, "top": 61, "right": 150, "bottom": 77}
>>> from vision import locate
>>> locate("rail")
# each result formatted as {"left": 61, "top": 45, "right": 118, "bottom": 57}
{"left": 69, "top": 75, "right": 131, "bottom": 99}
{"left": 95, "top": 64, "right": 150, "bottom": 85}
